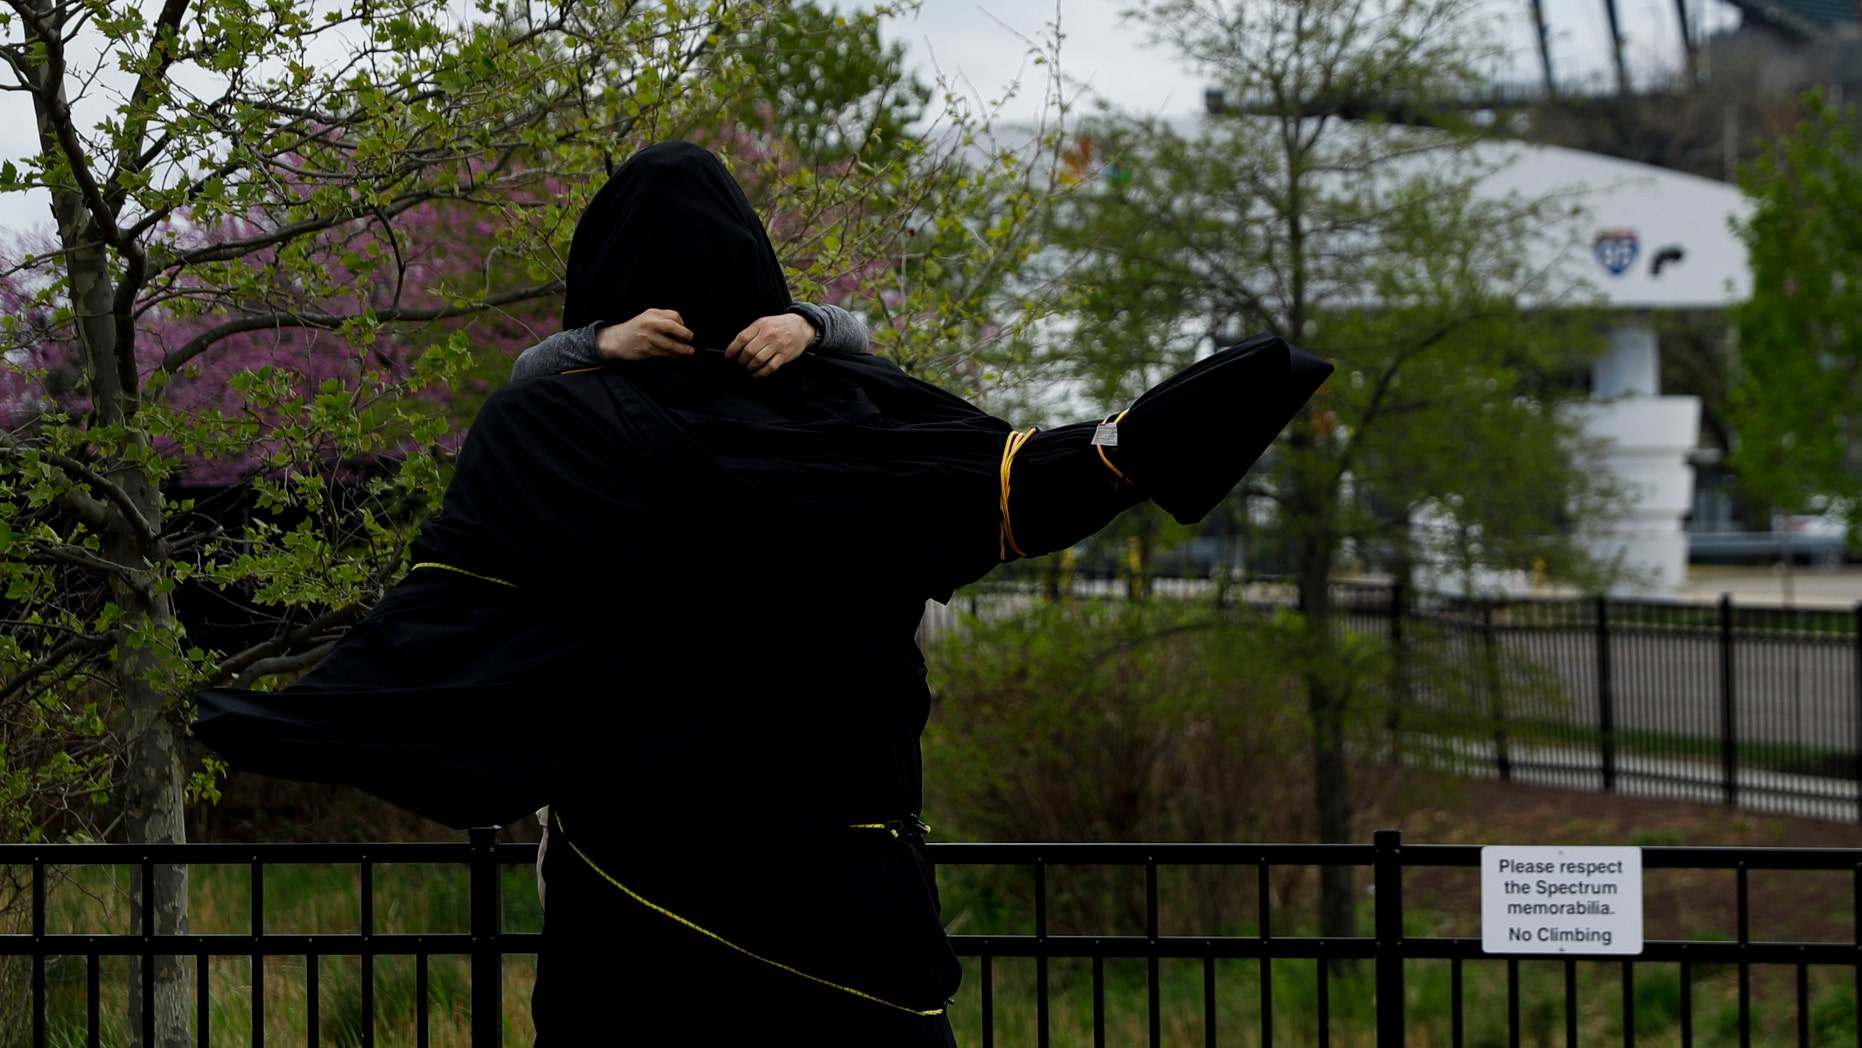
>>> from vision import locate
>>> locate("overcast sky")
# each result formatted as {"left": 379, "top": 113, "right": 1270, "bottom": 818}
{"left": 0, "top": 0, "right": 1743, "bottom": 235}
{"left": 890, "top": 0, "right": 1744, "bottom": 123}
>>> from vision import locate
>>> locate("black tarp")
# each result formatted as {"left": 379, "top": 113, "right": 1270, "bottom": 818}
{"left": 194, "top": 336, "right": 1330, "bottom": 829}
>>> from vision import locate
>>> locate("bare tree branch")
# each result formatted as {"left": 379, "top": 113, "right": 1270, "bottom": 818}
{"left": 0, "top": 631, "right": 115, "bottom": 704}
{"left": 25, "top": 540, "right": 151, "bottom": 588}
{"left": 161, "top": 190, "right": 432, "bottom": 266}
{"left": 157, "top": 278, "right": 566, "bottom": 373}
{"left": 207, "top": 600, "right": 367, "bottom": 687}
{"left": 0, "top": 430, "right": 160, "bottom": 544}
{"left": 12, "top": 1, "right": 125, "bottom": 249}
{"left": 104, "top": 0, "right": 191, "bottom": 212}
{"left": 222, "top": 640, "right": 336, "bottom": 689}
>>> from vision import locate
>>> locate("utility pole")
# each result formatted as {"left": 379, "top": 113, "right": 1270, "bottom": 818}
{"left": 1530, "top": 0, "right": 1557, "bottom": 96}
{"left": 1602, "top": 0, "right": 1632, "bottom": 96}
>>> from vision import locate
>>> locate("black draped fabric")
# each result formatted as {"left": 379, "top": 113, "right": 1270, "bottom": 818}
{"left": 191, "top": 344, "right": 1172, "bottom": 826}
{"left": 1109, "top": 332, "right": 1339, "bottom": 524}
{"left": 562, "top": 140, "right": 792, "bottom": 348}
{"left": 193, "top": 139, "right": 1332, "bottom": 1040}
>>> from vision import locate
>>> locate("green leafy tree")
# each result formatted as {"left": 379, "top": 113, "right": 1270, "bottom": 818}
{"left": 1728, "top": 91, "right": 1862, "bottom": 518}
{"left": 0, "top": 0, "right": 1074, "bottom": 1041}
{"left": 1036, "top": 0, "right": 1611, "bottom": 940}
{"left": 0, "top": 4, "right": 761, "bottom": 1040}
{"left": 734, "top": 2, "right": 932, "bottom": 162}
{"left": 721, "top": 8, "right": 1078, "bottom": 389}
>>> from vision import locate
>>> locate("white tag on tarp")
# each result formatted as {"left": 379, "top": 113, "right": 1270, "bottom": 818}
{"left": 1091, "top": 422, "right": 1119, "bottom": 447}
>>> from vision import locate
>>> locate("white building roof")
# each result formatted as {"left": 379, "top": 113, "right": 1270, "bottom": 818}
{"left": 1473, "top": 140, "right": 1752, "bottom": 310}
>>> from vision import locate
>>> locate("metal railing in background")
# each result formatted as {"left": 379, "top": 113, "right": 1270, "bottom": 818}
{"left": 1330, "top": 582, "right": 1862, "bottom": 821}
{"left": 922, "top": 579, "right": 1862, "bottom": 821}
{"left": 5, "top": 830, "right": 1859, "bottom": 1046}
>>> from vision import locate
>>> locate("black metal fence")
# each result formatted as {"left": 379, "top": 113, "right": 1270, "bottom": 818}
{"left": 923, "top": 579, "right": 1862, "bottom": 821}
{"left": 0, "top": 831, "right": 530, "bottom": 1047}
{"left": 1327, "top": 582, "right": 1862, "bottom": 822}
{"left": 5, "top": 829, "right": 1859, "bottom": 1046}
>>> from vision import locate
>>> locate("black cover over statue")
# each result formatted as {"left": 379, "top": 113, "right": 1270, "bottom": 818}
{"left": 193, "top": 140, "right": 1331, "bottom": 1037}
{"left": 195, "top": 145, "right": 1331, "bottom": 832}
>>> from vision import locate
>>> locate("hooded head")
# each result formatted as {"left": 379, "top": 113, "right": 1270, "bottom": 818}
{"left": 562, "top": 142, "right": 793, "bottom": 350}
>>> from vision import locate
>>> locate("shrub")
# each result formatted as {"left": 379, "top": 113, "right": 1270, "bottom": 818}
{"left": 924, "top": 598, "right": 1320, "bottom": 934}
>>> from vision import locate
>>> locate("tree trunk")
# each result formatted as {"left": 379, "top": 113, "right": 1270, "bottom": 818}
{"left": 48, "top": 131, "right": 193, "bottom": 1048}
{"left": 1387, "top": 530, "right": 1415, "bottom": 763}
{"left": 120, "top": 600, "right": 191, "bottom": 1048}
{"left": 1299, "top": 565, "right": 1357, "bottom": 942}
{"left": 99, "top": 387, "right": 190, "bottom": 1048}
{"left": 1290, "top": 469, "right": 1356, "bottom": 943}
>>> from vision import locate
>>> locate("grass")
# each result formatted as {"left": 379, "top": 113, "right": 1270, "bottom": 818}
{"left": 1476, "top": 599, "right": 1860, "bottom": 636}
{"left": 931, "top": 827, "right": 1861, "bottom": 1047}
{"left": 6, "top": 812, "right": 1859, "bottom": 1046}
{"left": 4, "top": 860, "right": 544, "bottom": 1047}
{"left": 1415, "top": 717, "right": 1855, "bottom": 780}
{"left": 945, "top": 935, "right": 1859, "bottom": 1046}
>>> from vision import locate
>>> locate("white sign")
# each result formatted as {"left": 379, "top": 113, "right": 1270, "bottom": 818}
{"left": 1481, "top": 846, "right": 1643, "bottom": 955}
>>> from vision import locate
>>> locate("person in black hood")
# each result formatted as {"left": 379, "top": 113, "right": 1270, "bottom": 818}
{"left": 194, "top": 140, "right": 1331, "bottom": 1044}
{"left": 510, "top": 140, "right": 984, "bottom": 1045}
{"left": 517, "top": 139, "right": 872, "bottom": 379}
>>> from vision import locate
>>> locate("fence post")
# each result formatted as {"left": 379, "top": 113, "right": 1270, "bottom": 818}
{"left": 1483, "top": 603, "right": 1511, "bottom": 782}
{"left": 1853, "top": 601, "right": 1861, "bottom": 824}
{"left": 1374, "top": 829, "right": 1405, "bottom": 1048}
{"left": 1388, "top": 579, "right": 1406, "bottom": 764}
{"left": 469, "top": 826, "right": 503, "bottom": 1048}
{"left": 31, "top": 859, "right": 44, "bottom": 1048}
{"left": 1719, "top": 594, "right": 1738, "bottom": 807}
{"left": 1596, "top": 596, "right": 1616, "bottom": 793}
{"left": 139, "top": 857, "right": 154, "bottom": 1048}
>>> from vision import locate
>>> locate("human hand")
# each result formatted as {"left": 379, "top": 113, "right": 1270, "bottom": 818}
{"left": 595, "top": 308, "right": 694, "bottom": 362}
{"left": 725, "top": 312, "right": 816, "bottom": 378}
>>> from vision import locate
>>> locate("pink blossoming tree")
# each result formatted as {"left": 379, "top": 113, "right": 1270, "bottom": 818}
{"left": 0, "top": 0, "right": 1074, "bottom": 1039}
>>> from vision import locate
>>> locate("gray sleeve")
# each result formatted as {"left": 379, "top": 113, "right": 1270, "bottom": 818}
{"left": 511, "top": 303, "right": 866, "bottom": 381}
{"left": 510, "top": 322, "right": 605, "bottom": 382}
{"left": 786, "top": 302, "right": 870, "bottom": 356}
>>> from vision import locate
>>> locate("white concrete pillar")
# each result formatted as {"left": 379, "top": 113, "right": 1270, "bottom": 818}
{"left": 1571, "top": 321, "right": 1700, "bottom": 597}
{"left": 1593, "top": 323, "right": 1660, "bottom": 397}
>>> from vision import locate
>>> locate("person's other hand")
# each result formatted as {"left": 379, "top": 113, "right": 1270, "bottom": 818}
{"left": 725, "top": 313, "right": 816, "bottom": 378}
{"left": 596, "top": 308, "right": 694, "bottom": 362}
